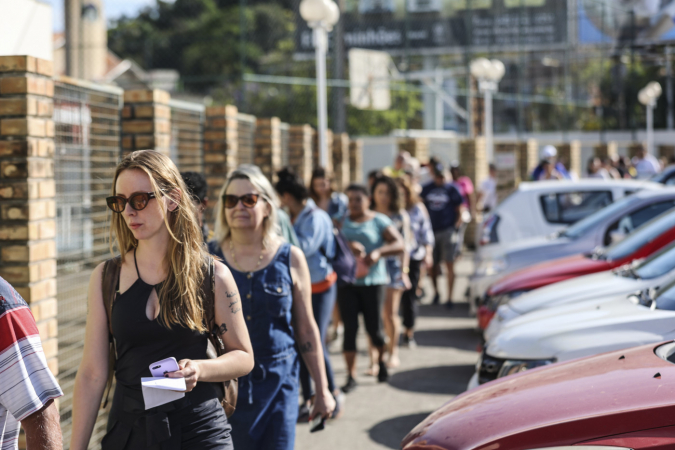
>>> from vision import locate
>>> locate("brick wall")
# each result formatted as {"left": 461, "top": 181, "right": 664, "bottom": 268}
{"left": 594, "top": 142, "right": 618, "bottom": 160}
{"left": 122, "top": 89, "right": 171, "bottom": 154}
{"left": 255, "top": 117, "right": 282, "bottom": 182}
{"left": 332, "top": 132, "right": 350, "bottom": 192}
{"left": 288, "top": 125, "right": 314, "bottom": 185}
{"left": 203, "top": 105, "right": 238, "bottom": 224}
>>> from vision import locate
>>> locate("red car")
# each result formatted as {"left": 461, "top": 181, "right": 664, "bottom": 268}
{"left": 402, "top": 341, "right": 675, "bottom": 449}
{"left": 477, "top": 209, "right": 675, "bottom": 330}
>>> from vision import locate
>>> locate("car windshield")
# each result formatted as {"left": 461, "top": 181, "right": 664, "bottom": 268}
{"left": 656, "top": 279, "right": 675, "bottom": 311}
{"left": 562, "top": 196, "right": 640, "bottom": 239}
{"left": 604, "top": 210, "right": 675, "bottom": 261}
{"left": 633, "top": 242, "right": 675, "bottom": 279}
{"left": 649, "top": 166, "right": 675, "bottom": 184}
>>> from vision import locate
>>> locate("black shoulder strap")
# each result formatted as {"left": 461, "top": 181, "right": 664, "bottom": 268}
{"left": 101, "top": 256, "right": 121, "bottom": 409}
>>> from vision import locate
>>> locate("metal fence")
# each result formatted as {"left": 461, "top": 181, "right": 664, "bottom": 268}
{"left": 53, "top": 78, "right": 123, "bottom": 449}
{"left": 237, "top": 113, "right": 256, "bottom": 165}
{"left": 170, "top": 99, "right": 204, "bottom": 172}
{"left": 280, "top": 122, "right": 290, "bottom": 168}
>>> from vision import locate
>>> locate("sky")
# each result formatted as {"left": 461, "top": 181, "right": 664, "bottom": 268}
{"left": 45, "top": 0, "right": 161, "bottom": 32}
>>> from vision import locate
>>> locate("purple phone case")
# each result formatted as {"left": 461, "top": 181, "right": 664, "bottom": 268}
{"left": 149, "top": 357, "right": 180, "bottom": 377}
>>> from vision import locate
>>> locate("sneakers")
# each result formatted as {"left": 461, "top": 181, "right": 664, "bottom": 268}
{"left": 341, "top": 376, "right": 358, "bottom": 394}
{"left": 331, "top": 391, "right": 345, "bottom": 419}
{"left": 432, "top": 293, "right": 440, "bottom": 305}
{"left": 377, "top": 361, "right": 389, "bottom": 383}
{"left": 401, "top": 334, "right": 417, "bottom": 349}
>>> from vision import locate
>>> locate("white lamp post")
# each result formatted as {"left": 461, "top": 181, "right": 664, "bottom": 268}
{"left": 300, "top": 0, "right": 340, "bottom": 169}
{"left": 470, "top": 58, "right": 505, "bottom": 163}
{"left": 638, "top": 81, "right": 662, "bottom": 156}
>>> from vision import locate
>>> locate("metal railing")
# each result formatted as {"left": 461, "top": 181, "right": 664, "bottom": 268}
{"left": 237, "top": 113, "right": 256, "bottom": 166}
{"left": 53, "top": 77, "right": 123, "bottom": 449}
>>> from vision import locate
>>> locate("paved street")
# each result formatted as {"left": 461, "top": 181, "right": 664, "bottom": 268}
{"left": 296, "top": 256, "right": 479, "bottom": 449}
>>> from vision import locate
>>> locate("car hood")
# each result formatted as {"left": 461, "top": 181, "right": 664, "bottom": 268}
{"left": 488, "top": 299, "right": 675, "bottom": 361}
{"left": 402, "top": 342, "right": 675, "bottom": 450}
{"left": 508, "top": 270, "right": 638, "bottom": 315}
{"left": 488, "top": 254, "right": 612, "bottom": 295}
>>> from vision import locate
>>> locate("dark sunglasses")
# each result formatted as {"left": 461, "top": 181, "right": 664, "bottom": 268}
{"left": 223, "top": 193, "right": 260, "bottom": 209}
{"left": 106, "top": 192, "right": 157, "bottom": 213}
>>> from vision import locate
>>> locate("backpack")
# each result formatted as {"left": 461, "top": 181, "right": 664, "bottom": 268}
{"left": 100, "top": 256, "right": 238, "bottom": 417}
{"left": 324, "top": 227, "right": 358, "bottom": 286}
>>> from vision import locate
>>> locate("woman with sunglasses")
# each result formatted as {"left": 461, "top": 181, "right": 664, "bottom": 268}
{"left": 207, "top": 165, "right": 335, "bottom": 450}
{"left": 70, "top": 150, "right": 254, "bottom": 450}
{"left": 339, "top": 184, "right": 405, "bottom": 393}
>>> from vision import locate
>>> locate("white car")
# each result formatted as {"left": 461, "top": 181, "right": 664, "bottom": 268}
{"left": 468, "top": 276, "right": 675, "bottom": 390}
{"left": 471, "top": 179, "right": 661, "bottom": 305}
{"left": 484, "top": 241, "right": 675, "bottom": 342}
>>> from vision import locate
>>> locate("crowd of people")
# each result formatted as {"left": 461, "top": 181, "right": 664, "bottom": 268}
{"left": 0, "top": 148, "right": 481, "bottom": 450}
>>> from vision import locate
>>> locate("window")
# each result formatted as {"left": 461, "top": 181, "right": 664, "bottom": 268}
{"left": 605, "top": 210, "right": 675, "bottom": 261}
{"left": 540, "top": 190, "right": 613, "bottom": 224}
{"left": 604, "top": 201, "right": 675, "bottom": 246}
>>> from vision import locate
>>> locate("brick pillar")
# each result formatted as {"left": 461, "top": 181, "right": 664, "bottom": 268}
{"left": 332, "top": 133, "right": 350, "bottom": 192}
{"left": 494, "top": 143, "right": 518, "bottom": 203}
{"left": 349, "top": 139, "right": 363, "bottom": 183}
{"left": 594, "top": 141, "right": 618, "bottom": 160}
{"left": 288, "top": 125, "right": 313, "bottom": 185}
{"left": 122, "top": 89, "right": 171, "bottom": 154}
{"left": 0, "top": 56, "right": 58, "bottom": 377}
{"left": 556, "top": 141, "right": 581, "bottom": 178}
{"left": 313, "top": 129, "right": 333, "bottom": 173}
{"left": 516, "top": 139, "right": 538, "bottom": 182}
{"left": 397, "top": 137, "right": 429, "bottom": 162}
{"left": 659, "top": 145, "right": 675, "bottom": 161}
{"left": 460, "top": 137, "right": 487, "bottom": 248}
{"left": 255, "top": 118, "right": 282, "bottom": 182}
{"left": 203, "top": 105, "right": 238, "bottom": 224}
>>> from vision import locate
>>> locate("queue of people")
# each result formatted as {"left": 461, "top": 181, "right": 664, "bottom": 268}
{"left": 0, "top": 148, "right": 471, "bottom": 450}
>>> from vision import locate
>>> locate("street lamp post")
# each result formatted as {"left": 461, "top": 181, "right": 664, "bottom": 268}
{"left": 300, "top": 0, "right": 340, "bottom": 168}
{"left": 470, "top": 58, "right": 505, "bottom": 163}
{"left": 638, "top": 81, "right": 663, "bottom": 156}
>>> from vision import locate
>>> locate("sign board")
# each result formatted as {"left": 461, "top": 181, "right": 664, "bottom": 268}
{"left": 296, "top": 0, "right": 568, "bottom": 53}
{"left": 348, "top": 49, "right": 392, "bottom": 110}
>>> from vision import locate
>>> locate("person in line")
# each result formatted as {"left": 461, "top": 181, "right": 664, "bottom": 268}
{"left": 450, "top": 162, "right": 475, "bottom": 213}
{"left": 531, "top": 145, "right": 571, "bottom": 180}
{"left": 274, "top": 167, "right": 343, "bottom": 421}
{"left": 371, "top": 176, "right": 411, "bottom": 369}
{"left": 71, "top": 150, "right": 254, "bottom": 450}
{"left": 338, "top": 184, "right": 405, "bottom": 391}
{"left": 601, "top": 156, "right": 622, "bottom": 179}
{"left": 181, "top": 171, "right": 212, "bottom": 242}
{"left": 398, "top": 177, "right": 434, "bottom": 348}
{"left": 586, "top": 157, "right": 610, "bottom": 179}
{"left": 421, "top": 163, "right": 463, "bottom": 307}
{"left": 208, "top": 165, "right": 335, "bottom": 450}
{"left": 310, "top": 167, "right": 348, "bottom": 224}
{"left": 478, "top": 163, "right": 498, "bottom": 214}
{"left": 0, "top": 277, "right": 63, "bottom": 450}
{"left": 632, "top": 145, "right": 662, "bottom": 179}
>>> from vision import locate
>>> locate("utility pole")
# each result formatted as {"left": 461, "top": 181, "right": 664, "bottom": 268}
{"left": 332, "top": 0, "right": 346, "bottom": 133}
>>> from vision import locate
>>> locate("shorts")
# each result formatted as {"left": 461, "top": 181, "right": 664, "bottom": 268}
{"left": 386, "top": 257, "right": 407, "bottom": 290}
{"left": 433, "top": 227, "right": 458, "bottom": 264}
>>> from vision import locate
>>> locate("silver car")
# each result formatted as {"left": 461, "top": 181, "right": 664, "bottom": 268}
{"left": 470, "top": 187, "right": 675, "bottom": 307}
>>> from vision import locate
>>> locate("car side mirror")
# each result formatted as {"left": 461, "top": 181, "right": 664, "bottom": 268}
{"left": 609, "top": 230, "right": 627, "bottom": 244}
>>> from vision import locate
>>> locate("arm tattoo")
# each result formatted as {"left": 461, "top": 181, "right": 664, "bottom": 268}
{"left": 229, "top": 299, "right": 241, "bottom": 314}
{"left": 299, "top": 341, "right": 313, "bottom": 353}
{"left": 218, "top": 323, "right": 228, "bottom": 335}
{"left": 226, "top": 291, "right": 238, "bottom": 298}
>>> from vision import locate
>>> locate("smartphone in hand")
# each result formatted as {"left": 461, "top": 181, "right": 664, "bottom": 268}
{"left": 310, "top": 415, "right": 326, "bottom": 433}
{"left": 149, "top": 357, "right": 180, "bottom": 377}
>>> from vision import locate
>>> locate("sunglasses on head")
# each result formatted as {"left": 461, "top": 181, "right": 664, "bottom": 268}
{"left": 223, "top": 193, "right": 260, "bottom": 209}
{"left": 106, "top": 192, "right": 157, "bottom": 213}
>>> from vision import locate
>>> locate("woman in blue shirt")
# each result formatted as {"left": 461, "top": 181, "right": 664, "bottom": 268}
{"left": 274, "top": 168, "right": 342, "bottom": 419}
{"left": 339, "top": 184, "right": 405, "bottom": 393}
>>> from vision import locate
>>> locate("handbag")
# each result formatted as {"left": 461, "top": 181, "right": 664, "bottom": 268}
{"left": 100, "top": 256, "right": 238, "bottom": 417}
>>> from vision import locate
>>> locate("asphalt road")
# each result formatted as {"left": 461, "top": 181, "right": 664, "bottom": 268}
{"left": 296, "top": 256, "right": 480, "bottom": 450}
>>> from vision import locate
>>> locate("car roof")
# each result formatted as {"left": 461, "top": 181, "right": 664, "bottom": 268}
{"left": 517, "top": 179, "right": 662, "bottom": 193}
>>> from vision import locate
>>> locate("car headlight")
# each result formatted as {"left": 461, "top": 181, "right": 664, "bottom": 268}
{"left": 498, "top": 358, "right": 555, "bottom": 378}
{"left": 476, "top": 257, "right": 508, "bottom": 277}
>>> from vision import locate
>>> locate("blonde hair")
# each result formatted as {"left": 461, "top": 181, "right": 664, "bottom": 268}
{"left": 214, "top": 164, "right": 280, "bottom": 247}
{"left": 109, "top": 150, "right": 208, "bottom": 332}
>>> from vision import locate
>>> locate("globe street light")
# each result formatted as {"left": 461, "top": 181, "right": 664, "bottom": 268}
{"left": 470, "top": 58, "right": 505, "bottom": 163}
{"left": 638, "top": 81, "right": 662, "bottom": 156}
{"left": 300, "top": 0, "right": 339, "bottom": 169}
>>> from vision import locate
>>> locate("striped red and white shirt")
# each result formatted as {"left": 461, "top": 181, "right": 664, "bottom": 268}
{"left": 0, "top": 276, "right": 62, "bottom": 450}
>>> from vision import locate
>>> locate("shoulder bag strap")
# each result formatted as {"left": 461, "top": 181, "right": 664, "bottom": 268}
{"left": 101, "top": 256, "right": 121, "bottom": 409}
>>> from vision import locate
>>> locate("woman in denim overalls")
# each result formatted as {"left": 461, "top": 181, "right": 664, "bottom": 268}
{"left": 209, "top": 165, "right": 335, "bottom": 450}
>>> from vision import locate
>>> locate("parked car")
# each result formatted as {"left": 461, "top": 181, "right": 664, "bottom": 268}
{"left": 484, "top": 240, "right": 675, "bottom": 343}
{"left": 469, "top": 187, "right": 675, "bottom": 307}
{"left": 475, "top": 179, "right": 658, "bottom": 249}
{"left": 478, "top": 208, "right": 675, "bottom": 330}
{"left": 469, "top": 275, "right": 675, "bottom": 391}
{"left": 650, "top": 163, "right": 675, "bottom": 185}
{"left": 404, "top": 341, "right": 675, "bottom": 450}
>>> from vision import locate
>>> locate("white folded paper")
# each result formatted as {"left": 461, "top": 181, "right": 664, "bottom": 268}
{"left": 141, "top": 377, "right": 187, "bottom": 410}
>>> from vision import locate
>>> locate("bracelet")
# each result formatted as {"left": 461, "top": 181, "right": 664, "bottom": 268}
{"left": 402, "top": 267, "right": 410, "bottom": 274}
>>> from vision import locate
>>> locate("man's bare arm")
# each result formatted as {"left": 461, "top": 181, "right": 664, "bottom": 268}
{"left": 21, "top": 399, "right": 62, "bottom": 450}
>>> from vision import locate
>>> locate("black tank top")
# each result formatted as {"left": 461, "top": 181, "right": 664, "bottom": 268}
{"left": 111, "top": 252, "right": 213, "bottom": 398}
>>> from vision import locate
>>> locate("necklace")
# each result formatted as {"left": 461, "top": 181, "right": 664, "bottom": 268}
{"left": 229, "top": 239, "right": 264, "bottom": 273}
